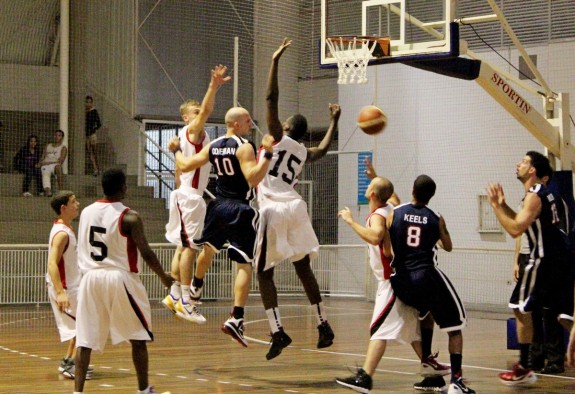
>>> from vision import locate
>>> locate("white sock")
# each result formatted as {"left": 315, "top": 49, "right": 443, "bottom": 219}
{"left": 265, "top": 307, "right": 282, "bottom": 333}
{"left": 137, "top": 386, "right": 152, "bottom": 394}
{"left": 170, "top": 281, "right": 181, "bottom": 299}
{"left": 181, "top": 285, "right": 191, "bottom": 304}
{"left": 73, "top": 392, "right": 83, "bottom": 394}
{"left": 314, "top": 302, "right": 327, "bottom": 325}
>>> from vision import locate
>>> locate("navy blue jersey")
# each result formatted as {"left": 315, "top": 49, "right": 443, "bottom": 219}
{"left": 526, "top": 183, "right": 570, "bottom": 261}
{"left": 389, "top": 203, "right": 441, "bottom": 272}
{"left": 209, "top": 135, "right": 256, "bottom": 202}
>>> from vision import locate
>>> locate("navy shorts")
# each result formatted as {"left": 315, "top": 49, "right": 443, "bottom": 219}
{"left": 194, "top": 198, "right": 259, "bottom": 264}
{"left": 511, "top": 253, "right": 574, "bottom": 319}
{"left": 390, "top": 266, "right": 467, "bottom": 332}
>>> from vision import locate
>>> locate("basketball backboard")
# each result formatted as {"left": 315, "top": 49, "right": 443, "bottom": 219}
{"left": 321, "top": 0, "right": 458, "bottom": 67}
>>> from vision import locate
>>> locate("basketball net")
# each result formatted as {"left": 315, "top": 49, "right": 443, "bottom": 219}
{"left": 326, "top": 37, "right": 377, "bottom": 84}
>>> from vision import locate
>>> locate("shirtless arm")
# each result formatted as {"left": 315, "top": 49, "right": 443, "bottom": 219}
{"left": 266, "top": 38, "right": 292, "bottom": 142}
{"left": 237, "top": 135, "right": 274, "bottom": 187}
{"left": 338, "top": 207, "right": 386, "bottom": 246}
{"left": 47, "top": 232, "right": 70, "bottom": 311}
{"left": 122, "top": 210, "right": 174, "bottom": 288}
{"left": 168, "top": 137, "right": 210, "bottom": 172}
{"left": 306, "top": 104, "right": 341, "bottom": 163}
{"left": 187, "top": 65, "right": 231, "bottom": 139}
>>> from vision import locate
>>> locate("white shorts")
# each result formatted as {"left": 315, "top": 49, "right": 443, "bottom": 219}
{"left": 164, "top": 187, "right": 206, "bottom": 249}
{"left": 47, "top": 283, "right": 77, "bottom": 342}
{"left": 75, "top": 269, "right": 152, "bottom": 353}
{"left": 254, "top": 199, "right": 319, "bottom": 271}
{"left": 370, "top": 280, "right": 421, "bottom": 344}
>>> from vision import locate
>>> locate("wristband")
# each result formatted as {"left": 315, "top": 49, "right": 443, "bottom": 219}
{"left": 263, "top": 151, "right": 273, "bottom": 160}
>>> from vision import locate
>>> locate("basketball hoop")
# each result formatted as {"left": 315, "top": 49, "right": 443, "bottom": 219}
{"left": 325, "top": 36, "right": 390, "bottom": 84}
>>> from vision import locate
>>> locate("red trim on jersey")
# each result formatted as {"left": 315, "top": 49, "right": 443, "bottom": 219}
{"left": 367, "top": 210, "right": 392, "bottom": 280}
{"left": 118, "top": 208, "right": 130, "bottom": 237}
{"left": 185, "top": 128, "right": 206, "bottom": 145}
{"left": 190, "top": 141, "right": 203, "bottom": 189}
{"left": 127, "top": 235, "right": 139, "bottom": 273}
{"left": 51, "top": 230, "right": 70, "bottom": 289}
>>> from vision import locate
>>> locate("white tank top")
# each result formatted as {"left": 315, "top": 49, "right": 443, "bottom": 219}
{"left": 77, "top": 201, "right": 142, "bottom": 273}
{"left": 46, "top": 221, "right": 81, "bottom": 290}
{"left": 178, "top": 126, "right": 211, "bottom": 192}
{"left": 45, "top": 143, "right": 65, "bottom": 164}
{"left": 258, "top": 135, "right": 307, "bottom": 202}
{"left": 366, "top": 204, "right": 394, "bottom": 282}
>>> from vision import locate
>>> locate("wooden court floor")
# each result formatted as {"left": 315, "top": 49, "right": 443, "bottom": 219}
{"left": 2, "top": 298, "right": 575, "bottom": 393}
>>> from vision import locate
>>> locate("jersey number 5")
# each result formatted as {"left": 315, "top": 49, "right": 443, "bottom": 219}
{"left": 268, "top": 150, "right": 302, "bottom": 185}
{"left": 89, "top": 226, "right": 108, "bottom": 261}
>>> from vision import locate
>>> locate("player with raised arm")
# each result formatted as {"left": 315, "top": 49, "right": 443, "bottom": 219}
{"left": 74, "top": 168, "right": 174, "bottom": 394}
{"left": 387, "top": 175, "right": 474, "bottom": 394}
{"left": 168, "top": 107, "right": 274, "bottom": 347}
{"left": 254, "top": 38, "right": 341, "bottom": 360}
{"left": 360, "top": 159, "right": 450, "bottom": 392}
{"left": 336, "top": 176, "right": 425, "bottom": 393}
{"left": 487, "top": 151, "right": 572, "bottom": 386}
{"left": 162, "top": 65, "right": 231, "bottom": 324}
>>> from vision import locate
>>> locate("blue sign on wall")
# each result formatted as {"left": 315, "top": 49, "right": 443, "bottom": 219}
{"left": 357, "top": 151, "right": 373, "bottom": 205}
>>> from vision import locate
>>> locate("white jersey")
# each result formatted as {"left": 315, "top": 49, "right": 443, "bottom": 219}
{"left": 367, "top": 204, "right": 394, "bottom": 282}
{"left": 258, "top": 135, "right": 307, "bottom": 202}
{"left": 178, "top": 126, "right": 211, "bottom": 192}
{"left": 46, "top": 221, "right": 81, "bottom": 291}
{"left": 77, "top": 201, "right": 143, "bottom": 273}
{"left": 44, "top": 143, "right": 65, "bottom": 165}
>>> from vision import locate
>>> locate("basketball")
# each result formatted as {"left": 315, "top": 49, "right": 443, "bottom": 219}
{"left": 357, "top": 105, "right": 387, "bottom": 135}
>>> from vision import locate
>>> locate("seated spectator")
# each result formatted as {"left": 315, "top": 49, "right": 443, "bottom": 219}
{"left": 13, "top": 134, "right": 43, "bottom": 197}
{"left": 38, "top": 129, "right": 67, "bottom": 197}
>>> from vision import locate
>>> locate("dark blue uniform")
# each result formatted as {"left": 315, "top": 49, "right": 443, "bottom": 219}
{"left": 194, "top": 135, "right": 259, "bottom": 264}
{"left": 510, "top": 183, "right": 573, "bottom": 316}
{"left": 389, "top": 203, "right": 467, "bottom": 331}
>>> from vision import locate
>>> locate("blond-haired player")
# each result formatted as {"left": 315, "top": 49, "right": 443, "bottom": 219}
{"left": 162, "top": 65, "right": 231, "bottom": 324}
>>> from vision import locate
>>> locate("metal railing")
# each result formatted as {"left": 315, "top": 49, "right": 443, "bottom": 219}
{"left": 0, "top": 244, "right": 368, "bottom": 305}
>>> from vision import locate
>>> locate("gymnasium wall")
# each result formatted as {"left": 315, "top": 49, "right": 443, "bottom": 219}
{"left": 337, "top": 40, "right": 575, "bottom": 249}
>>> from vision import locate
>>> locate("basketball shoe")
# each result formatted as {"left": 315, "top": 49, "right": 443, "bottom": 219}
{"left": 175, "top": 300, "right": 206, "bottom": 324}
{"left": 190, "top": 283, "right": 203, "bottom": 303}
{"left": 266, "top": 329, "right": 292, "bottom": 360}
{"left": 317, "top": 321, "right": 335, "bottom": 348}
{"left": 336, "top": 367, "right": 372, "bottom": 393}
{"left": 413, "top": 376, "right": 447, "bottom": 392}
{"left": 161, "top": 293, "right": 178, "bottom": 314}
{"left": 60, "top": 358, "right": 93, "bottom": 380}
{"left": 420, "top": 353, "right": 451, "bottom": 376}
{"left": 498, "top": 363, "right": 537, "bottom": 386}
{"left": 222, "top": 315, "right": 248, "bottom": 347}
{"left": 448, "top": 377, "right": 475, "bottom": 394}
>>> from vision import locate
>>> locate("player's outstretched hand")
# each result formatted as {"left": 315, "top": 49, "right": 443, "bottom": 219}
{"left": 329, "top": 103, "right": 341, "bottom": 120}
{"left": 262, "top": 134, "right": 275, "bottom": 152}
{"left": 273, "top": 38, "right": 292, "bottom": 61}
{"left": 211, "top": 64, "right": 232, "bottom": 87}
{"left": 168, "top": 137, "right": 181, "bottom": 154}
{"left": 338, "top": 206, "right": 354, "bottom": 225}
{"left": 364, "top": 156, "right": 377, "bottom": 179}
{"left": 486, "top": 182, "right": 505, "bottom": 208}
